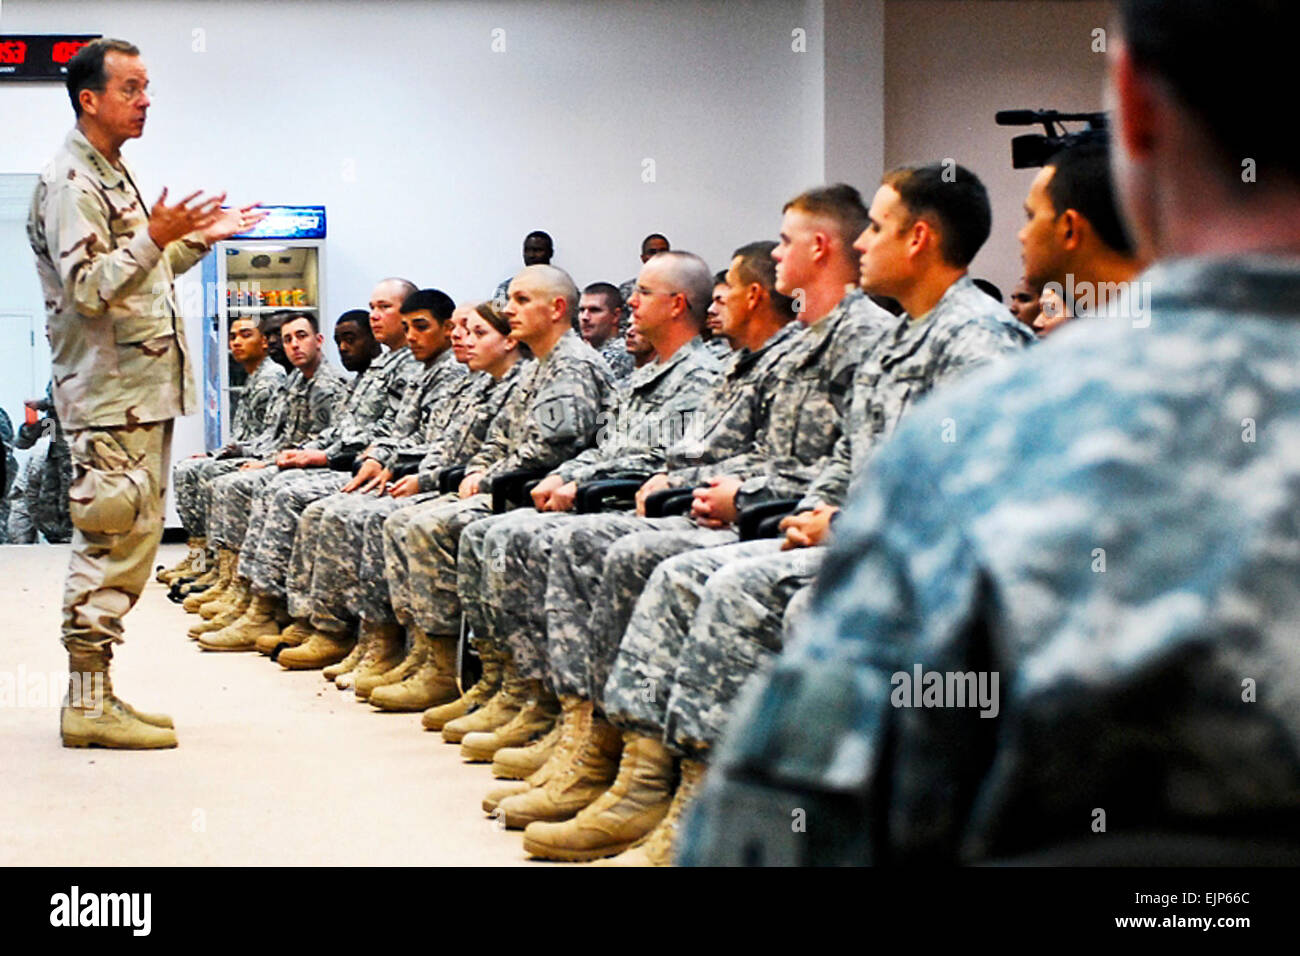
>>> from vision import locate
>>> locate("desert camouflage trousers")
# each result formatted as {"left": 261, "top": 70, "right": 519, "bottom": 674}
{"left": 62, "top": 420, "right": 172, "bottom": 652}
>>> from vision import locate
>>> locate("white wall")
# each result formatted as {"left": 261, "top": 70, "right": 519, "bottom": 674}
{"left": 2, "top": 0, "right": 828, "bottom": 310}
{"left": 883, "top": 0, "right": 1113, "bottom": 300}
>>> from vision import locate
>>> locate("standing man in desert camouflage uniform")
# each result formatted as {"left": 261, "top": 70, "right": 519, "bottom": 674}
{"left": 28, "top": 38, "right": 264, "bottom": 749}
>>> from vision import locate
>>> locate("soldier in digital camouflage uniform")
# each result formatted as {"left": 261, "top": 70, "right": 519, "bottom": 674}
{"left": 197, "top": 285, "right": 422, "bottom": 650}
{"left": 682, "top": 0, "right": 1300, "bottom": 865}
{"left": 227, "top": 292, "right": 465, "bottom": 661}
{"left": 0, "top": 408, "right": 18, "bottom": 544}
{"left": 287, "top": 303, "right": 529, "bottom": 685}
{"left": 163, "top": 313, "right": 286, "bottom": 581}
{"left": 504, "top": 203, "right": 897, "bottom": 860}
{"left": 375, "top": 266, "right": 612, "bottom": 719}
{"left": 8, "top": 387, "right": 73, "bottom": 544}
{"left": 184, "top": 311, "right": 372, "bottom": 556}
{"left": 618, "top": 233, "right": 671, "bottom": 336}
{"left": 192, "top": 314, "right": 350, "bottom": 625}
{"left": 451, "top": 252, "right": 723, "bottom": 768}
{"left": 28, "top": 38, "right": 263, "bottom": 748}
{"left": 594, "top": 164, "right": 1029, "bottom": 865}
{"left": 577, "top": 282, "right": 635, "bottom": 382}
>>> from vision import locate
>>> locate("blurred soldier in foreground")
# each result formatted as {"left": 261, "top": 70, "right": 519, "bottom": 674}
{"left": 683, "top": 0, "right": 1300, "bottom": 864}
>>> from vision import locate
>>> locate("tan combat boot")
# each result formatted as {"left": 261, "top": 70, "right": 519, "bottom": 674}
{"left": 460, "top": 680, "right": 560, "bottom": 762}
{"left": 440, "top": 661, "right": 527, "bottom": 743}
{"left": 184, "top": 549, "right": 233, "bottom": 613}
{"left": 187, "top": 579, "right": 251, "bottom": 640}
{"left": 188, "top": 551, "right": 237, "bottom": 614}
{"left": 61, "top": 647, "right": 178, "bottom": 749}
{"left": 597, "top": 757, "right": 705, "bottom": 867}
{"left": 354, "top": 625, "right": 424, "bottom": 700}
{"left": 482, "top": 695, "right": 589, "bottom": 812}
{"left": 323, "top": 629, "right": 366, "bottom": 683}
{"left": 198, "top": 593, "right": 282, "bottom": 652}
{"left": 421, "top": 648, "right": 503, "bottom": 731}
{"left": 491, "top": 721, "right": 561, "bottom": 780}
{"left": 347, "top": 622, "right": 406, "bottom": 699}
{"left": 497, "top": 706, "right": 622, "bottom": 829}
{"left": 157, "top": 536, "right": 204, "bottom": 584}
{"left": 258, "top": 618, "right": 310, "bottom": 655}
{"left": 369, "top": 631, "right": 460, "bottom": 712}
{"left": 278, "top": 627, "right": 354, "bottom": 670}
{"left": 522, "top": 731, "right": 673, "bottom": 861}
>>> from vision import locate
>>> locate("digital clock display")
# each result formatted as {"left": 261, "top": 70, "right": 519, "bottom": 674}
{"left": 0, "top": 35, "right": 101, "bottom": 80}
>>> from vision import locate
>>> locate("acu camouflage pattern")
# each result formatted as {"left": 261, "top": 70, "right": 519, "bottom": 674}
{"left": 682, "top": 256, "right": 1300, "bottom": 865}
{"left": 799, "top": 275, "right": 1031, "bottom": 511}
{"left": 467, "top": 329, "right": 615, "bottom": 490}
{"left": 228, "top": 356, "right": 287, "bottom": 445}
{"left": 303, "top": 345, "right": 420, "bottom": 462}
{"left": 385, "top": 332, "right": 612, "bottom": 638}
{"left": 306, "top": 361, "right": 530, "bottom": 629}
{"left": 171, "top": 355, "right": 286, "bottom": 535}
{"left": 240, "top": 347, "right": 467, "bottom": 600}
{"left": 28, "top": 129, "right": 205, "bottom": 430}
{"left": 555, "top": 336, "right": 722, "bottom": 484}
{"left": 458, "top": 337, "right": 724, "bottom": 684}
{"left": 289, "top": 362, "right": 526, "bottom": 627}
{"left": 597, "top": 337, "right": 636, "bottom": 382}
{"left": 362, "top": 347, "right": 467, "bottom": 470}
{"left": 204, "top": 360, "right": 348, "bottom": 550}
{"left": 610, "top": 277, "right": 1029, "bottom": 780}
{"left": 525, "top": 292, "right": 890, "bottom": 702}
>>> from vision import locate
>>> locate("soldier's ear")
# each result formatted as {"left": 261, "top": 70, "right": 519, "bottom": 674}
{"left": 78, "top": 88, "right": 99, "bottom": 118}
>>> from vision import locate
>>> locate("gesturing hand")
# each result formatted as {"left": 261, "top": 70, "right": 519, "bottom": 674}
{"left": 147, "top": 188, "right": 225, "bottom": 248}
{"left": 201, "top": 202, "right": 267, "bottom": 244}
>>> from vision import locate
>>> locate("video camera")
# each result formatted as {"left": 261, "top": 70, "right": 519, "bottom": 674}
{"left": 995, "top": 109, "right": 1109, "bottom": 168}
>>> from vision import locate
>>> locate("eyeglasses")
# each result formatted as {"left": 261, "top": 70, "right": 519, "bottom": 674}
{"left": 111, "top": 83, "right": 149, "bottom": 103}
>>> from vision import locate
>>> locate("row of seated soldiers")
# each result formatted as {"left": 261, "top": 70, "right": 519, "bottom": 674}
{"left": 159, "top": 166, "right": 1034, "bottom": 864}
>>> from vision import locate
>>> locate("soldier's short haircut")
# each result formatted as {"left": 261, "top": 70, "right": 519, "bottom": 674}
{"left": 881, "top": 163, "right": 991, "bottom": 268}
{"left": 731, "top": 240, "right": 796, "bottom": 320}
{"left": 641, "top": 233, "right": 670, "bottom": 254}
{"left": 651, "top": 250, "right": 713, "bottom": 326}
{"left": 66, "top": 38, "right": 139, "bottom": 117}
{"left": 1119, "top": 0, "right": 1297, "bottom": 183}
{"left": 525, "top": 230, "right": 554, "bottom": 250}
{"left": 582, "top": 282, "right": 624, "bottom": 314}
{"left": 380, "top": 278, "right": 418, "bottom": 304}
{"left": 713, "top": 271, "right": 728, "bottom": 286}
{"left": 474, "top": 301, "right": 512, "bottom": 337}
{"left": 782, "top": 184, "right": 870, "bottom": 263}
{"left": 400, "top": 288, "right": 456, "bottom": 322}
{"left": 281, "top": 311, "right": 320, "bottom": 334}
{"left": 333, "top": 309, "right": 371, "bottom": 337}
{"left": 520, "top": 264, "right": 579, "bottom": 321}
{"left": 1046, "top": 141, "right": 1137, "bottom": 257}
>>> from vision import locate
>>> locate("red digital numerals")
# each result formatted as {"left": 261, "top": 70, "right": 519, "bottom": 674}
{"left": 52, "top": 41, "right": 88, "bottom": 64}
{"left": 0, "top": 40, "right": 27, "bottom": 65}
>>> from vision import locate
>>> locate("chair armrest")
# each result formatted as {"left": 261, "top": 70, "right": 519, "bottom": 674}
{"left": 574, "top": 477, "right": 650, "bottom": 514}
{"left": 491, "top": 467, "right": 552, "bottom": 514}
{"left": 438, "top": 464, "right": 468, "bottom": 495}
{"left": 644, "top": 487, "right": 695, "bottom": 519}
{"left": 738, "top": 499, "right": 803, "bottom": 541}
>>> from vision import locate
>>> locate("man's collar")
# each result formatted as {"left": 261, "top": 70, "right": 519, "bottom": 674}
{"left": 67, "top": 127, "right": 127, "bottom": 188}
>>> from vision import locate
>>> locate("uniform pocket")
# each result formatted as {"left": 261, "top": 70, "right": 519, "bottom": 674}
{"left": 67, "top": 433, "right": 151, "bottom": 535}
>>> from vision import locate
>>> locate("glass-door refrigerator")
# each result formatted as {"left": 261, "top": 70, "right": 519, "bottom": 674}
{"left": 198, "top": 205, "right": 327, "bottom": 450}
